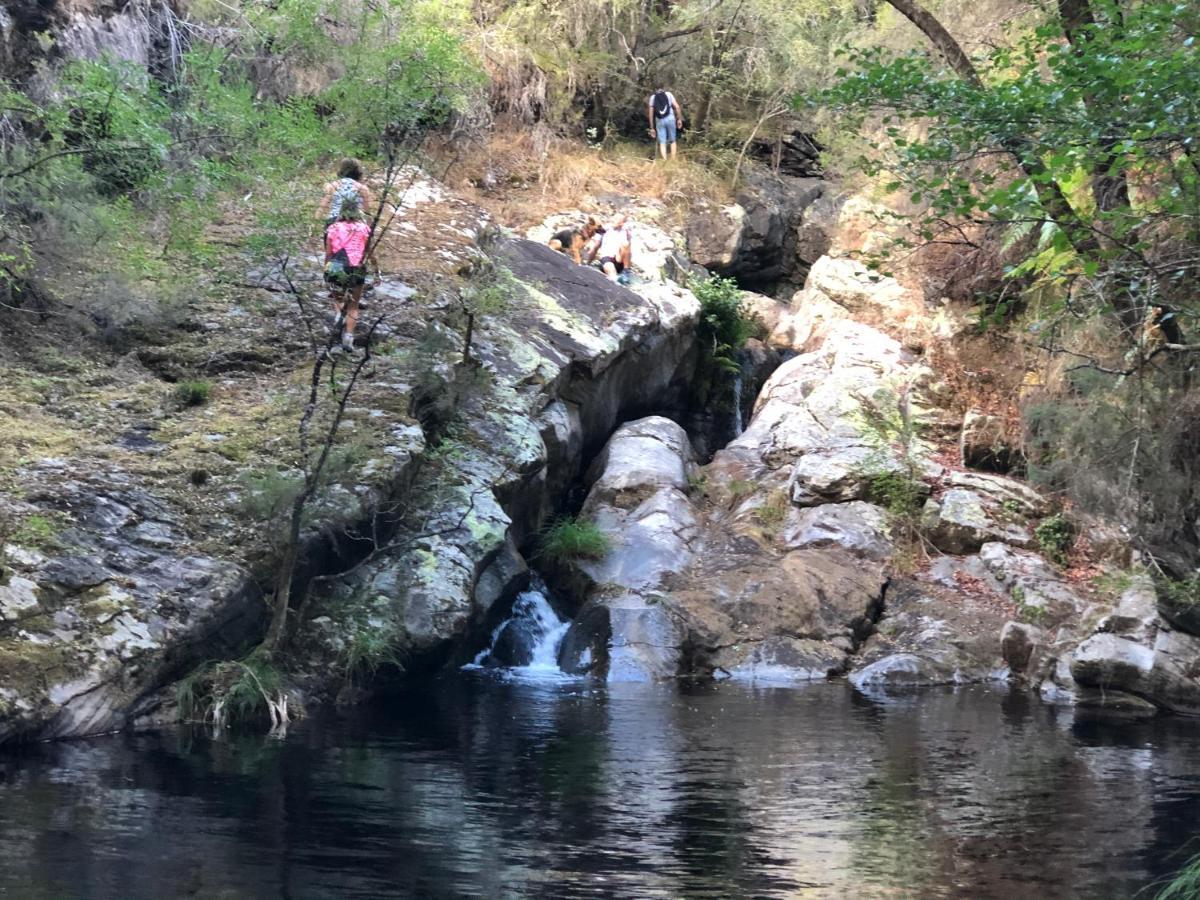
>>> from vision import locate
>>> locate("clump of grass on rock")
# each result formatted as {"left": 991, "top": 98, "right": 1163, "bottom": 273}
{"left": 538, "top": 517, "right": 611, "bottom": 563}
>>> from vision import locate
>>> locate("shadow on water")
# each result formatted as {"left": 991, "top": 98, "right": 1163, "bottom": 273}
{"left": 2, "top": 680, "right": 1200, "bottom": 898}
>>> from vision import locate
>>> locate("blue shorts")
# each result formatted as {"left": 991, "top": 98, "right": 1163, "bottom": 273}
{"left": 655, "top": 115, "right": 677, "bottom": 145}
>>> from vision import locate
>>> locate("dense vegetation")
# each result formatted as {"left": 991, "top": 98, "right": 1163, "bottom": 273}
{"left": 0, "top": 0, "right": 481, "bottom": 328}
{"left": 822, "top": 0, "right": 1200, "bottom": 573}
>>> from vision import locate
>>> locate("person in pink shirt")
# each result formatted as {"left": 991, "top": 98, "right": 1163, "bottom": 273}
{"left": 324, "top": 197, "right": 379, "bottom": 352}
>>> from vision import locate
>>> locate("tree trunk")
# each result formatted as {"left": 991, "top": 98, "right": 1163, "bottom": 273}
{"left": 263, "top": 490, "right": 308, "bottom": 655}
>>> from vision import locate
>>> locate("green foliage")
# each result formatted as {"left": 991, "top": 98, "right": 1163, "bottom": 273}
{"left": 12, "top": 513, "right": 63, "bottom": 550}
{"left": 727, "top": 478, "right": 757, "bottom": 499}
{"left": 537, "top": 517, "right": 611, "bottom": 563}
{"left": 236, "top": 469, "right": 304, "bottom": 521}
{"left": 821, "top": 0, "right": 1200, "bottom": 331}
{"left": 1158, "top": 575, "right": 1200, "bottom": 610}
{"left": 343, "top": 626, "right": 406, "bottom": 684}
{"left": 753, "top": 488, "right": 790, "bottom": 530}
{"left": 0, "top": 0, "right": 482, "bottom": 321}
{"left": 862, "top": 464, "right": 924, "bottom": 517}
{"left": 694, "top": 276, "right": 755, "bottom": 372}
{"left": 1035, "top": 513, "right": 1075, "bottom": 565}
{"left": 175, "top": 380, "right": 213, "bottom": 407}
{"left": 1154, "top": 852, "right": 1200, "bottom": 900}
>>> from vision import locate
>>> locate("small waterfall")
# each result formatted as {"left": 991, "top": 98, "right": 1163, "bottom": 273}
{"left": 469, "top": 578, "right": 570, "bottom": 675}
{"left": 731, "top": 366, "right": 745, "bottom": 438}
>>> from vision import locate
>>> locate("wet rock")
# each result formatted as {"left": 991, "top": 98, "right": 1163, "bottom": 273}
{"left": 849, "top": 577, "right": 1006, "bottom": 687}
{"left": 604, "top": 594, "right": 684, "bottom": 682}
{"left": 726, "top": 636, "right": 845, "bottom": 683}
{"left": 1070, "top": 634, "right": 1155, "bottom": 689}
{"left": 781, "top": 501, "right": 892, "bottom": 560}
{"left": 472, "top": 536, "right": 529, "bottom": 619}
{"left": 584, "top": 416, "right": 695, "bottom": 505}
{"left": 849, "top": 653, "right": 938, "bottom": 687}
{"left": 487, "top": 617, "right": 540, "bottom": 667}
{"left": 1001, "top": 621, "right": 1043, "bottom": 675}
{"left": 557, "top": 601, "right": 610, "bottom": 676}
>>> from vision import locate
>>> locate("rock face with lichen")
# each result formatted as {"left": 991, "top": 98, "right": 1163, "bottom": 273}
{"left": 0, "top": 188, "right": 703, "bottom": 743}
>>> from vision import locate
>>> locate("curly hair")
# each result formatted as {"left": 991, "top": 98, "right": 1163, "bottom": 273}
{"left": 337, "top": 157, "right": 364, "bottom": 181}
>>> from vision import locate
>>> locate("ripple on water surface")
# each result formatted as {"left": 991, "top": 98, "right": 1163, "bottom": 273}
{"left": 1, "top": 680, "right": 1199, "bottom": 898}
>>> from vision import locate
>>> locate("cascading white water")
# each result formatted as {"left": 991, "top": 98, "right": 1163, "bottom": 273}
{"left": 731, "top": 367, "right": 744, "bottom": 438}
{"left": 468, "top": 578, "right": 570, "bottom": 676}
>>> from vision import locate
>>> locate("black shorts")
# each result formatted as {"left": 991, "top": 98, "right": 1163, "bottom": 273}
{"left": 325, "top": 264, "right": 367, "bottom": 289}
{"left": 600, "top": 256, "right": 624, "bottom": 273}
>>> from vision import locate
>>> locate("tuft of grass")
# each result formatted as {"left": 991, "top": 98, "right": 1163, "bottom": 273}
{"left": 343, "top": 627, "right": 406, "bottom": 685}
{"left": 754, "top": 488, "right": 791, "bottom": 530}
{"left": 13, "top": 513, "right": 64, "bottom": 551}
{"left": 1159, "top": 575, "right": 1200, "bottom": 609}
{"left": 175, "top": 379, "right": 213, "bottom": 407}
{"left": 1154, "top": 852, "right": 1200, "bottom": 899}
{"left": 176, "top": 651, "right": 287, "bottom": 728}
{"left": 538, "top": 517, "right": 611, "bottom": 563}
{"left": 727, "top": 478, "right": 757, "bottom": 499}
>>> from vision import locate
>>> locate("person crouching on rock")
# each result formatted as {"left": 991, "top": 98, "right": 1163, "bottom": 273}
{"left": 548, "top": 217, "right": 603, "bottom": 265}
{"left": 324, "top": 197, "right": 379, "bottom": 352}
{"left": 588, "top": 214, "right": 633, "bottom": 283}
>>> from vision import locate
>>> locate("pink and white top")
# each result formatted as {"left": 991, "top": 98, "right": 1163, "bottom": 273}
{"left": 327, "top": 221, "right": 370, "bottom": 266}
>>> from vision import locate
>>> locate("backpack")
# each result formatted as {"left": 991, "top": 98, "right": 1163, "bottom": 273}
{"left": 652, "top": 90, "right": 671, "bottom": 120}
{"left": 324, "top": 247, "right": 352, "bottom": 285}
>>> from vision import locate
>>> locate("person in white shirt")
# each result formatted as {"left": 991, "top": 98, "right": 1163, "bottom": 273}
{"left": 587, "top": 214, "right": 633, "bottom": 282}
{"left": 647, "top": 88, "right": 683, "bottom": 160}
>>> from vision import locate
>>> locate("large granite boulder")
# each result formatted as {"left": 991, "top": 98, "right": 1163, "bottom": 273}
{"left": 780, "top": 501, "right": 893, "bottom": 561}
{"left": 848, "top": 577, "right": 1007, "bottom": 689}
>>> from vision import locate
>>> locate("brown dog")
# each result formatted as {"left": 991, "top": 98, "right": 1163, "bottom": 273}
{"left": 548, "top": 217, "right": 602, "bottom": 264}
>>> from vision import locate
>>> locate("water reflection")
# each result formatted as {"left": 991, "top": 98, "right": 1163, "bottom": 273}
{"left": 1, "top": 680, "right": 1199, "bottom": 898}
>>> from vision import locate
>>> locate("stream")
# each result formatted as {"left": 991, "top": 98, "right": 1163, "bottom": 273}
{"left": 2, "top": 676, "right": 1199, "bottom": 898}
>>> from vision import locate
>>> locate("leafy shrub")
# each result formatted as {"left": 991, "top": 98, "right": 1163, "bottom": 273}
{"left": 538, "top": 517, "right": 611, "bottom": 563}
{"left": 175, "top": 380, "right": 212, "bottom": 407}
{"left": 693, "top": 276, "right": 755, "bottom": 373}
{"left": 863, "top": 466, "right": 924, "bottom": 517}
{"left": 1035, "top": 513, "right": 1074, "bottom": 565}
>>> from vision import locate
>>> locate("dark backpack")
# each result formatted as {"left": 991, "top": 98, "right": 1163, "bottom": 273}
{"left": 652, "top": 90, "right": 671, "bottom": 120}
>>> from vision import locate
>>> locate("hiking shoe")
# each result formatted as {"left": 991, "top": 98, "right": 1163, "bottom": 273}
{"left": 341, "top": 332, "right": 356, "bottom": 353}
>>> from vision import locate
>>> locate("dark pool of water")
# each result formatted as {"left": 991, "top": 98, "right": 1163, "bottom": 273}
{"left": 2, "top": 677, "right": 1199, "bottom": 899}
